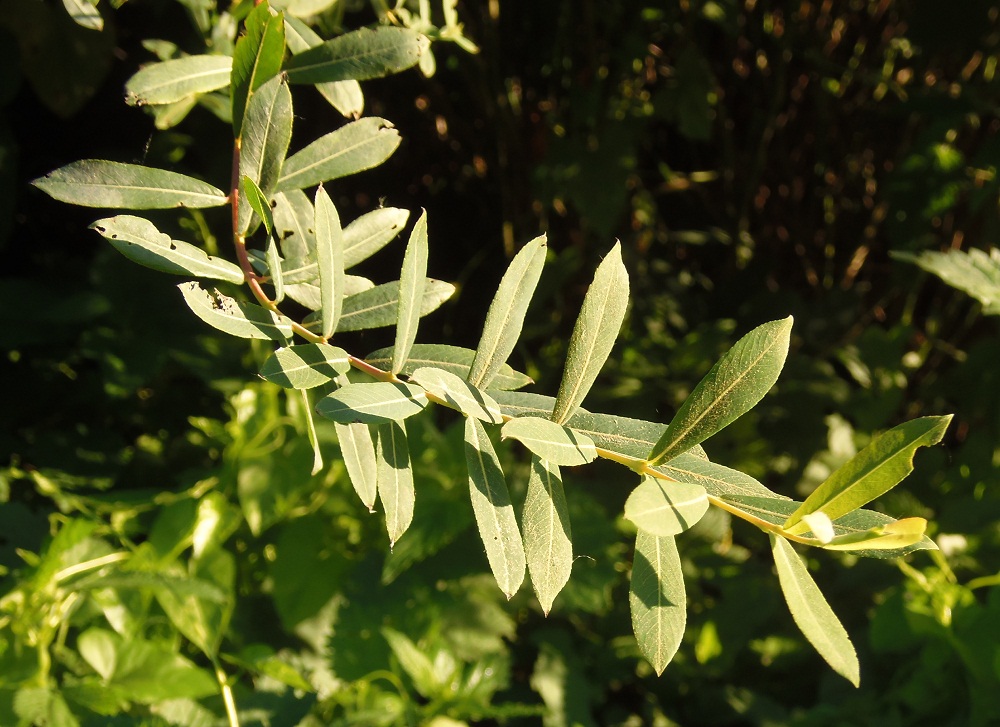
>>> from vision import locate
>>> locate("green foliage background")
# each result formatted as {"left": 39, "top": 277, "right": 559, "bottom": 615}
{"left": 2, "top": 0, "right": 999, "bottom": 725}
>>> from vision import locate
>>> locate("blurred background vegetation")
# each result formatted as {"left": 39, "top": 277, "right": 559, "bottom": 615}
{"left": 1, "top": 0, "right": 999, "bottom": 725}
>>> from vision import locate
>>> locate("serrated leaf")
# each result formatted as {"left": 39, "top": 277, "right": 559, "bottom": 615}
{"left": 33, "top": 160, "right": 228, "bottom": 209}
{"left": 629, "top": 531, "right": 685, "bottom": 676}
{"left": 314, "top": 185, "right": 345, "bottom": 339}
{"left": 284, "top": 15, "right": 363, "bottom": 117}
{"left": 377, "top": 420, "right": 414, "bottom": 546}
{"left": 465, "top": 417, "right": 525, "bottom": 598}
{"left": 552, "top": 242, "right": 630, "bottom": 424}
{"left": 238, "top": 74, "right": 293, "bottom": 233}
{"left": 500, "top": 417, "right": 596, "bottom": 466}
{"left": 316, "top": 381, "right": 428, "bottom": 424}
{"left": 770, "top": 534, "right": 860, "bottom": 686}
{"left": 368, "top": 344, "right": 531, "bottom": 390}
{"left": 336, "top": 422, "right": 378, "bottom": 511}
{"left": 893, "top": 247, "right": 1000, "bottom": 315}
{"left": 648, "top": 317, "right": 792, "bottom": 465}
{"left": 393, "top": 210, "right": 428, "bottom": 374}
{"left": 468, "top": 235, "right": 547, "bottom": 388}
{"left": 284, "top": 26, "right": 427, "bottom": 84}
{"left": 63, "top": 0, "right": 102, "bottom": 31}
{"left": 178, "top": 282, "right": 292, "bottom": 340}
{"left": 231, "top": 2, "right": 285, "bottom": 136}
{"left": 124, "top": 55, "right": 232, "bottom": 106}
{"left": 784, "top": 416, "right": 952, "bottom": 533}
{"left": 409, "top": 366, "right": 502, "bottom": 423}
{"left": 522, "top": 456, "right": 572, "bottom": 615}
{"left": 259, "top": 343, "right": 350, "bottom": 389}
{"left": 90, "top": 215, "right": 244, "bottom": 283}
{"left": 276, "top": 117, "right": 401, "bottom": 192}
{"left": 624, "top": 476, "right": 709, "bottom": 537}
{"left": 332, "top": 279, "right": 455, "bottom": 332}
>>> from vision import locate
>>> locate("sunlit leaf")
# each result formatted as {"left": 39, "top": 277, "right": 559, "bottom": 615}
{"left": 178, "top": 282, "right": 292, "bottom": 340}
{"left": 284, "top": 15, "right": 363, "bottom": 117}
{"left": 316, "top": 381, "right": 428, "bottom": 424}
{"left": 654, "top": 451, "right": 783, "bottom": 499}
{"left": 272, "top": 189, "right": 314, "bottom": 259}
{"left": 393, "top": 210, "right": 428, "bottom": 374}
{"left": 265, "top": 234, "right": 284, "bottom": 303}
{"left": 409, "top": 366, "right": 502, "bottom": 423}
{"left": 368, "top": 344, "right": 531, "bottom": 390}
{"left": 522, "top": 456, "right": 572, "bottom": 615}
{"left": 377, "top": 420, "right": 414, "bottom": 546}
{"left": 331, "top": 279, "right": 455, "bottom": 332}
{"left": 336, "top": 421, "right": 378, "bottom": 511}
{"left": 124, "top": 55, "right": 232, "bottom": 106}
{"left": 381, "top": 627, "right": 440, "bottom": 698}
{"left": 629, "top": 531, "right": 685, "bottom": 676}
{"left": 822, "top": 517, "right": 927, "bottom": 552}
{"left": 238, "top": 74, "right": 293, "bottom": 233}
{"left": 258, "top": 343, "right": 350, "bottom": 389}
{"left": 624, "top": 476, "right": 709, "bottom": 537}
{"left": 242, "top": 175, "right": 275, "bottom": 236}
{"left": 893, "top": 247, "right": 1000, "bottom": 315}
{"left": 283, "top": 26, "right": 427, "bottom": 85}
{"left": 231, "top": 2, "right": 285, "bottom": 136}
{"left": 300, "top": 389, "right": 322, "bottom": 475}
{"left": 500, "top": 417, "right": 596, "bottom": 466}
{"left": 62, "top": 0, "right": 102, "bottom": 31}
{"left": 314, "top": 185, "right": 345, "bottom": 339}
{"left": 770, "top": 534, "right": 860, "bottom": 686}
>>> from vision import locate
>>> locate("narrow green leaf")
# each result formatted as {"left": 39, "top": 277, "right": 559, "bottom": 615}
{"left": 468, "top": 235, "right": 547, "bottom": 389}
{"left": 465, "top": 417, "right": 525, "bottom": 598}
{"left": 770, "top": 534, "right": 860, "bottom": 686}
{"left": 231, "top": 2, "right": 286, "bottom": 136}
{"left": 90, "top": 215, "right": 244, "bottom": 284}
{"left": 276, "top": 117, "right": 401, "bottom": 192}
{"left": 624, "top": 476, "right": 709, "bottom": 537}
{"left": 300, "top": 389, "right": 322, "bottom": 475}
{"left": 282, "top": 275, "right": 372, "bottom": 310}
{"left": 892, "top": 248, "right": 1000, "bottom": 315}
{"left": 522, "top": 456, "right": 572, "bottom": 615}
{"left": 344, "top": 207, "right": 410, "bottom": 267}
{"left": 629, "top": 531, "right": 685, "bottom": 676}
{"left": 784, "top": 416, "right": 952, "bottom": 533}
{"left": 332, "top": 279, "right": 455, "bottom": 332}
{"left": 259, "top": 343, "right": 350, "bottom": 389}
{"left": 316, "top": 382, "right": 428, "bottom": 424}
{"left": 124, "top": 55, "right": 232, "bottom": 106}
{"left": 283, "top": 26, "right": 428, "bottom": 85}
{"left": 393, "top": 210, "right": 428, "bottom": 374}
{"left": 552, "top": 242, "right": 630, "bottom": 425}
{"left": 648, "top": 317, "right": 793, "bottom": 465}
{"left": 822, "top": 517, "right": 927, "bottom": 552}
{"left": 242, "top": 176, "right": 275, "bottom": 236}
{"left": 238, "top": 74, "right": 293, "bottom": 233}
{"left": 500, "top": 417, "right": 596, "bottom": 466}
{"left": 314, "top": 185, "right": 345, "bottom": 339}
{"left": 367, "top": 344, "right": 531, "bottom": 391}
{"left": 654, "top": 451, "right": 783, "bottom": 499}
{"left": 336, "top": 422, "right": 378, "bottom": 511}
{"left": 409, "top": 366, "right": 502, "bottom": 423}
{"left": 377, "top": 420, "right": 414, "bottom": 546}
{"left": 284, "top": 15, "right": 363, "bottom": 118}
{"left": 265, "top": 234, "right": 285, "bottom": 303}
{"left": 63, "top": 0, "right": 102, "bottom": 31}
{"left": 33, "top": 160, "right": 228, "bottom": 209}
{"left": 178, "top": 282, "right": 292, "bottom": 341}
{"left": 272, "top": 190, "right": 314, "bottom": 259}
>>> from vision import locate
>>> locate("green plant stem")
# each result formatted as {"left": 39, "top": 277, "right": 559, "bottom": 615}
{"left": 215, "top": 660, "right": 241, "bottom": 727}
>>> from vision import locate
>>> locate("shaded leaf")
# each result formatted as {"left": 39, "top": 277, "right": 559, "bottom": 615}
{"left": 282, "top": 275, "right": 372, "bottom": 310}
{"left": 629, "top": 531, "right": 685, "bottom": 676}
{"left": 368, "top": 344, "right": 531, "bottom": 390}
{"left": 124, "top": 55, "right": 232, "bottom": 106}
{"left": 331, "top": 279, "right": 455, "bottom": 332}
{"left": 500, "top": 417, "right": 596, "bottom": 466}
{"left": 259, "top": 343, "right": 350, "bottom": 389}
{"left": 409, "top": 366, "right": 502, "bottom": 423}
{"left": 178, "top": 281, "right": 292, "bottom": 340}
{"left": 393, "top": 210, "right": 428, "bottom": 374}
{"left": 381, "top": 627, "right": 440, "bottom": 699}
{"left": 284, "top": 15, "right": 363, "bottom": 117}
{"left": 272, "top": 189, "right": 314, "bottom": 259}
{"left": 522, "top": 456, "right": 572, "bottom": 615}
{"left": 377, "top": 420, "right": 414, "bottom": 546}
{"left": 314, "top": 185, "right": 345, "bottom": 339}
{"left": 336, "top": 422, "right": 378, "bottom": 511}
{"left": 624, "top": 476, "right": 709, "bottom": 537}
{"left": 893, "top": 247, "right": 1000, "bottom": 315}
{"left": 283, "top": 26, "right": 427, "bottom": 85}
{"left": 316, "top": 381, "right": 428, "bottom": 424}
{"left": 231, "top": 2, "right": 285, "bottom": 136}
{"left": 238, "top": 74, "right": 293, "bottom": 233}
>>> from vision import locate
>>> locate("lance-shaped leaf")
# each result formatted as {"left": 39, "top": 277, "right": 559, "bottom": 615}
{"left": 63, "top": 0, "right": 102, "bottom": 31}
{"left": 272, "top": 190, "right": 314, "bottom": 259}
{"left": 784, "top": 416, "right": 952, "bottom": 534}
{"left": 284, "top": 15, "right": 363, "bottom": 118}
{"left": 381, "top": 627, "right": 439, "bottom": 699}
{"left": 409, "top": 367, "right": 502, "bottom": 423}
{"left": 336, "top": 422, "right": 378, "bottom": 512}
{"left": 332, "top": 279, "right": 455, "bottom": 332}
{"left": 368, "top": 344, "right": 531, "bottom": 391}
{"left": 283, "top": 276, "right": 372, "bottom": 310}
{"left": 231, "top": 2, "right": 285, "bottom": 136}
{"left": 316, "top": 382, "right": 428, "bottom": 424}
{"left": 377, "top": 420, "right": 414, "bottom": 546}
{"left": 551, "top": 243, "right": 630, "bottom": 425}
{"left": 33, "top": 160, "right": 228, "bottom": 209}
{"left": 654, "top": 451, "right": 783, "bottom": 500}
{"left": 284, "top": 26, "right": 427, "bottom": 84}
{"left": 465, "top": 417, "right": 525, "bottom": 598}
{"left": 770, "top": 534, "right": 860, "bottom": 686}
{"left": 90, "top": 215, "right": 244, "bottom": 284}
{"left": 629, "top": 531, "right": 686, "bottom": 676}
{"left": 314, "top": 185, "right": 345, "bottom": 339}
{"left": 821, "top": 517, "right": 927, "bottom": 552}
{"left": 344, "top": 207, "right": 409, "bottom": 267}
{"left": 179, "top": 282, "right": 292, "bottom": 341}
{"left": 892, "top": 248, "right": 1000, "bottom": 316}
{"left": 468, "top": 235, "right": 547, "bottom": 389}
{"left": 500, "top": 417, "right": 596, "bottom": 467}
{"left": 259, "top": 343, "right": 350, "bottom": 389}
{"left": 300, "top": 389, "right": 323, "bottom": 475}
{"left": 276, "top": 117, "right": 401, "bottom": 192}
{"left": 124, "top": 55, "right": 232, "bottom": 106}
{"left": 647, "top": 317, "right": 793, "bottom": 465}
{"left": 243, "top": 177, "right": 276, "bottom": 236}
{"left": 238, "top": 75, "right": 293, "bottom": 233}
{"left": 624, "top": 476, "right": 709, "bottom": 537}
{"left": 393, "top": 211, "right": 428, "bottom": 374}
{"left": 265, "top": 234, "right": 285, "bottom": 303}
{"left": 522, "top": 456, "right": 572, "bottom": 615}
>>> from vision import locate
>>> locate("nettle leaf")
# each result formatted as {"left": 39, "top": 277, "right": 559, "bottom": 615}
{"left": 770, "top": 534, "right": 860, "bottom": 687}
{"left": 316, "top": 381, "right": 428, "bottom": 424}
{"left": 314, "top": 185, "right": 345, "bottom": 339}
{"left": 500, "top": 417, "right": 596, "bottom": 467}
{"left": 377, "top": 420, "right": 414, "bottom": 546}
{"left": 409, "top": 366, "right": 502, "bottom": 423}
{"left": 33, "top": 160, "right": 228, "bottom": 209}
{"left": 648, "top": 317, "right": 792, "bottom": 465}
{"left": 283, "top": 26, "right": 428, "bottom": 85}
{"left": 629, "top": 531, "right": 686, "bottom": 676}
{"left": 624, "top": 476, "right": 709, "bottom": 537}
{"left": 231, "top": 1, "right": 286, "bottom": 136}
{"left": 284, "top": 15, "right": 363, "bottom": 118}
{"left": 124, "top": 55, "right": 232, "bottom": 106}
{"left": 468, "top": 235, "right": 547, "bottom": 389}
{"left": 393, "top": 210, "right": 428, "bottom": 374}
{"left": 179, "top": 282, "right": 292, "bottom": 340}
{"left": 784, "top": 416, "right": 952, "bottom": 534}
{"left": 90, "top": 215, "right": 244, "bottom": 284}
{"left": 332, "top": 279, "right": 455, "bottom": 332}
{"left": 336, "top": 421, "right": 378, "bottom": 511}
{"left": 552, "top": 242, "right": 630, "bottom": 425}
{"left": 465, "top": 417, "right": 525, "bottom": 599}
{"left": 522, "top": 455, "right": 572, "bottom": 615}
{"left": 893, "top": 247, "right": 1000, "bottom": 315}
{"left": 259, "top": 343, "right": 350, "bottom": 389}
{"left": 368, "top": 344, "right": 531, "bottom": 391}
{"left": 238, "top": 74, "right": 293, "bottom": 233}
{"left": 276, "top": 117, "right": 401, "bottom": 192}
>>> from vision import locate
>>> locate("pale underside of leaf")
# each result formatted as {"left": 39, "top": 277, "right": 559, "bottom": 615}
{"left": 336, "top": 422, "right": 378, "bottom": 512}
{"left": 623, "top": 476, "right": 709, "bottom": 537}
{"left": 522, "top": 456, "right": 572, "bottom": 615}
{"left": 409, "top": 366, "right": 502, "bottom": 423}
{"left": 331, "top": 279, "right": 455, "bottom": 332}
{"left": 125, "top": 55, "right": 233, "bottom": 106}
{"left": 377, "top": 420, "right": 414, "bottom": 547}
{"left": 314, "top": 184, "right": 345, "bottom": 339}
{"left": 238, "top": 75, "right": 293, "bottom": 233}
{"left": 500, "top": 417, "right": 596, "bottom": 466}
{"left": 393, "top": 210, "right": 428, "bottom": 374}
{"left": 178, "top": 282, "right": 292, "bottom": 341}
{"left": 258, "top": 343, "right": 350, "bottom": 389}
{"left": 367, "top": 345, "right": 531, "bottom": 391}
{"left": 315, "top": 382, "right": 428, "bottom": 424}
{"left": 629, "top": 531, "right": 686, "bottom": 676}
{"left": 283, "top": 26, "right": 428, "bottom": 85}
